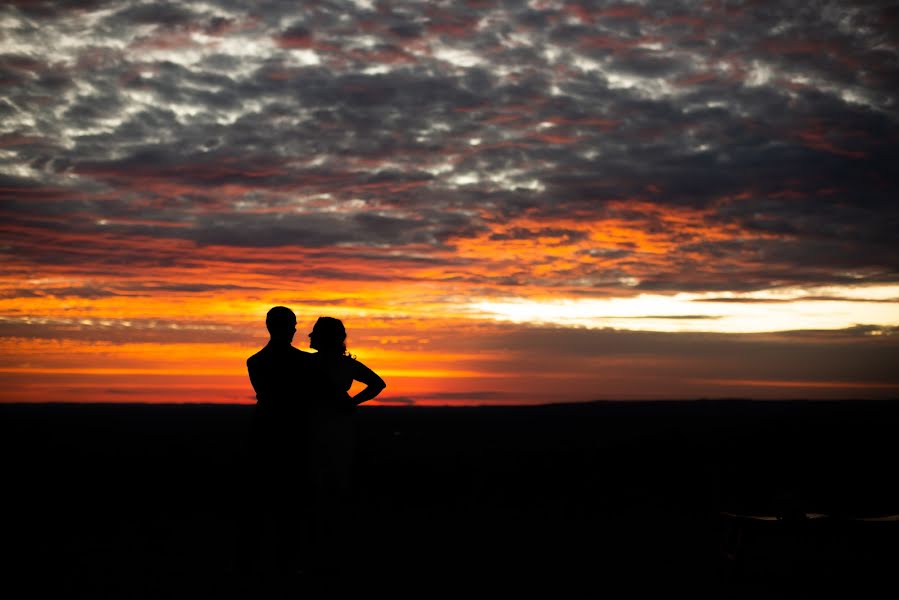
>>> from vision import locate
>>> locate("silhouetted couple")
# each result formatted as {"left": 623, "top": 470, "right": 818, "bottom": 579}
{"left": 243, "top": 306, "right": 385, "bottom": 580}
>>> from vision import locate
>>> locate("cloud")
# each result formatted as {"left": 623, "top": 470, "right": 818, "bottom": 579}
{"left": 382, "top": 391, "right": 511, "bottom": 405}
{"left": 0, "top": 1, "right": 897, "bottom": 405}
{"left": 1, "top": 285, "right": 118, "bottom": 299}
{"left": 0, "top": 316, "right": 241, "bottom": 344}
{"left": 470, "top": 322, "right": 899, "bottom": 387}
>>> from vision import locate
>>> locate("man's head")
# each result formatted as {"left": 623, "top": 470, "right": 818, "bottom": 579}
{"left": 265, "top": 306, "right": 297, "bottom": 344}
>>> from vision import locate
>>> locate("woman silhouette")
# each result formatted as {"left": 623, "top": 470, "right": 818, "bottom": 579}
{"left": 308, "top": 316, "right": 386, "bottom": 416}
{"left": 306, "top": 316, "right": 385, "bottom": 569}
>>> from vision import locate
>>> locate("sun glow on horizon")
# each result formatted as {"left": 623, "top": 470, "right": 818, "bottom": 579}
{"left": 2, "top": 1, "right": 898, "bottom": 404}
{"left": 472, "top": 285, "right": 899, "bottom": 334}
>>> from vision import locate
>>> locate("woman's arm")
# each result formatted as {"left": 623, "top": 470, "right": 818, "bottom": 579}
{"left": 348, "top": 358, "right": 386, "bottom": 406}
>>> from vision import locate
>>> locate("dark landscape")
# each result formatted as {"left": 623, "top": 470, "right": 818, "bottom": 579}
{"left": 3, "top": 399, "right": 898, "bottom": 598}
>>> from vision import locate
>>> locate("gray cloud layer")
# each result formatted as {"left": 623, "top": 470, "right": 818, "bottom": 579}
{"left": 2, "top": 0, "right": 898, "bottom": 294}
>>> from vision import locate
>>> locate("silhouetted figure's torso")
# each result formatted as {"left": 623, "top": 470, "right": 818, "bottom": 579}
{"left": 247, "top": 342, "right": 312, "bottom": 420}
{"left": 305, "top": 353, "right": 359, "bottom": 495}
{"left": 244, "top": 341, "right": 331, "bottom": 574}
{"left": 242, "top": 313, "right": 385, "bottom": 578}
{"left": 246, "top": 342, "right": 333, "bottom": 492}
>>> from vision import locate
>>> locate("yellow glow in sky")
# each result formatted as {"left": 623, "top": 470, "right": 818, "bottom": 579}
{"left": 472, "top": 285, "right": 899, "bottom": 333}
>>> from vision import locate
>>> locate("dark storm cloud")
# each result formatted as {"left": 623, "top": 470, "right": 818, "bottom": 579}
{"left": 634, "top": 271, "right": 895, "bottom": 294}
{"left": 0, "top": 316, "right": 240, "bottom": 344}
{"left": 488, "top": 227, "right": 590, "bottom": 244}
{"left": 699, "top": 296, "right": 899, "bottom": 304}
{"left": 609, "top": 48, "right": 690, "bottom": 77}
{"left": 0, "top": 174, "right": 69, "bottom": 201}
{"left": 128, "top": 282, "right": 264, "bottom": 293}
{"left": 187, "top": 210, "right": 474, "bottom": 248}
{"left": 2, "top": 281, "right": 270, "bottom": 296}
{"left": 1, "top": 0, "right": 898, "bottom": 293}
{"left": 366, "top": 395, "right": 417, "bottom": 405}
{"left": 416, "top": 391, "right": 511, "bottom": 401}
{"left": 106, "top": 3, "right": 199, "bottom": 27}
{"left": 475, "top": 323, "right": 899, "bottom": 385}
{"left": 0, "top": 285, "right": 118, "bottom": 299}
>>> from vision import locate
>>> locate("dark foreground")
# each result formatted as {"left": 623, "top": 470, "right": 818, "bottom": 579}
{"left": 3, "top": 400, "right": 899, "bottom": 598}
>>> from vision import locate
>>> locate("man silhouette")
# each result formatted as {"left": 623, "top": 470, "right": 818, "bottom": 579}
{"left": 247, "top": 305, "right": 310, "bottom": 422}
{"left": 244, "top": 306, "right": 327, "bottom": 577}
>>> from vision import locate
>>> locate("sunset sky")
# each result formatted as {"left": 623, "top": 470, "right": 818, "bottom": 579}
{"left": 2, "top": 0, "right": 898, "bottom": 405}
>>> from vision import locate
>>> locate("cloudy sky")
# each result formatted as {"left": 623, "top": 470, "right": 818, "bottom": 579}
{"left": 2, "top": 0, "right": 898, "bottom": 405}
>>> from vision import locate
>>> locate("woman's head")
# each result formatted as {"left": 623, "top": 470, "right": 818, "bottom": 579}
{"left": 309, "top": 316, "right": 347, "bottom": 355}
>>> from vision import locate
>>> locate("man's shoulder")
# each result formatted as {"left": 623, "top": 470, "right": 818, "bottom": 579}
{"left": 286, "top": 346, "right": 314, "bottom": 364}
{"left": 248, "top": 344, "right": 310, "bottom": 364}
{"left": 247, "top": 348, "right": 263, "bottom": 366}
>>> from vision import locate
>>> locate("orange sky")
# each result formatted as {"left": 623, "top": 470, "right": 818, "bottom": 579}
{"left": 3, "top": 260, "right": 899, "bottom": 405}
{"left": 2, "top": 1, "right": 899, "bottom": 404}
{"left": 3, "top": 198, "right": 899, "bottom": 405}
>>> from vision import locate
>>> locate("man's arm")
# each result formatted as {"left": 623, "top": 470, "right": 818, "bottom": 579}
{"left": 246, "top": 356, "right": 264, "bottom": 402}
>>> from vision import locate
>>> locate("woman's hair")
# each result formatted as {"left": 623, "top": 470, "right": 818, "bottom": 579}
{"left": 310, "top": 316, "right": 350, "bottom": 356}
